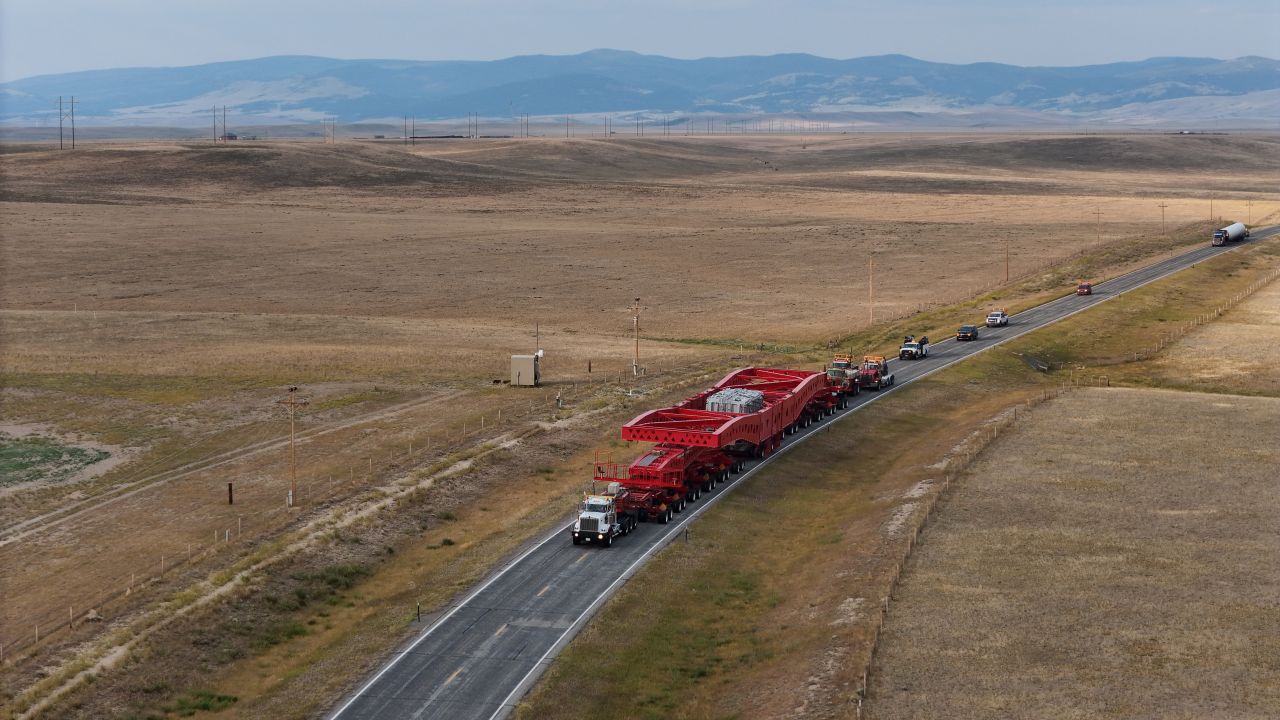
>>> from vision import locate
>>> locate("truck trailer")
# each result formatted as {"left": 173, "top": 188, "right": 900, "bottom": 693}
{"left": 1212, "top": 222, "right": 1249, "bottom": 246}
{"left": 576, "top": 367, "right": 839, "bottom": 545}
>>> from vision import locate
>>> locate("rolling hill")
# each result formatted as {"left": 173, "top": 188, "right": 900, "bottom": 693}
{"left": 2, "top": 50, "right": 1277, "bottom": 128}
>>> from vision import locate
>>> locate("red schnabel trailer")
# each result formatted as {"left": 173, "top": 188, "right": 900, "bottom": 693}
{"left": 585, "top": 368, "right": 838, "bottom": 537}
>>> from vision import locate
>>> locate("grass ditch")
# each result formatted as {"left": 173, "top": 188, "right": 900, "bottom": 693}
{"left": 517, "top": 231, "right": 1280, "bottom": 719}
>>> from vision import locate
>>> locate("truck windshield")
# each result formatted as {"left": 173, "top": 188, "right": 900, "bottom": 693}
{"left": 585, "top": 502, "right": 610, "bottom": 513}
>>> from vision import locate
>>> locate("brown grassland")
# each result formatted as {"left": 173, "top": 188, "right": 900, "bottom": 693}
{"left": 1, "top": 132, "right": 1278, "bottom": 718}
{"left": 868, "top": 386, "right": 1280, "bottom": 719}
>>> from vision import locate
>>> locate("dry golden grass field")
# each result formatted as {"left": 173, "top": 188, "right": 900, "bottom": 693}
{"left": 867, "top": 386, "right": 1280, "bottom": 719}
{"left": 1146, "top": 278, "right": 1280, "bottom": 395}
{"left": 2, "top": 133, "right": 1279, "bottom": 717}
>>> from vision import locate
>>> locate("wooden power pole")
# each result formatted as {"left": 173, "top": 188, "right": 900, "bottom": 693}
{"left": 868, "top": 256, "right": 875, "bottom": 325}
{"left": 630, "top": 297, "right": 642, "bottom": 376}
{"left": 277, "top": 387, "right": 309, "bottom": 507}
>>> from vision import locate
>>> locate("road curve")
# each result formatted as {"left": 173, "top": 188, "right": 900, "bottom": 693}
{"left": 331, "top": 227, "right": 1278, "bottom": 720}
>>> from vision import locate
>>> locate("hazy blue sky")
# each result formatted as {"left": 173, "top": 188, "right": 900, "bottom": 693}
{"left": 2, "top": 0, "right": 1276, "bottom": 81}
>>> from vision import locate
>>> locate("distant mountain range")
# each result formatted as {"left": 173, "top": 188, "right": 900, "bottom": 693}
{"left": 2, "top": 50, "right": 1278, "bottom": 128}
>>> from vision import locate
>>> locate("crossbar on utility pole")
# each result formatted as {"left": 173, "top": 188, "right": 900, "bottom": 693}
{"left": 277, "top": 387, "right": 310, "bottom": 507}
{"left": 1158, "top": 202, "right": 1169, "bottom": 236}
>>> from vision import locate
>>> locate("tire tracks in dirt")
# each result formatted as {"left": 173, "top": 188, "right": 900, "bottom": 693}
{"left": 0, "top": 390, "right": 466, "bottom": 548}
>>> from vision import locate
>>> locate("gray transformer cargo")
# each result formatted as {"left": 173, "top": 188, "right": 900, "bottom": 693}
{"left": 704, "top": 387, "right": 765, "bottom": 414}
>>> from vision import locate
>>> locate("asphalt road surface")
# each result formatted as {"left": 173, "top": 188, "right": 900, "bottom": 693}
{"left": 330, "top": 227, "right": 1277, "bottom": 720}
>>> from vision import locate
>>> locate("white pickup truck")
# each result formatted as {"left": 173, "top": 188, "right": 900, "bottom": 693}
{"left": 986, "top": 310, "right": 1009, "bottom": 327}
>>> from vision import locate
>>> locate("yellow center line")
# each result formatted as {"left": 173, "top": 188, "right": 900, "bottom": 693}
{"left": 494, "top": 623, "right": 508, "bottom": 637}
{"left": 444, "top": 668, "right": 462, "bottom": 686}
{"left": 573, "top": 552, "right": 588, "bottom": 565}
{"left": 536, "top": 584, "right": 551, "bottom": 598}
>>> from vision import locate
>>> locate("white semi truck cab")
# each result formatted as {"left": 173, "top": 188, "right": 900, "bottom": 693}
{"left": 572, "top": 482, "right": 638, "bottom": 547}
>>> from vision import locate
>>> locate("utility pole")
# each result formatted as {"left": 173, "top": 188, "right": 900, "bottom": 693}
{"left": 868, "top": 256, "right": 875, "bottom": 325}
{"left": 1158, "top": 202, "right": 1168, "bottom": 236}
{"left": 1209, "top": 195, "right": 1214, "bottom": 223}
{"left": 213, "top": 105, "right": 218, "bottom": 144}
{"left": 71, "top": 96, "right": 77, "bottom": 149}
{"left": 1093, "top": 207, "right": 1103, "bottom": 243}
{"left": 1247, "top": 199, "right": 1253, "bottom": 225}
{"left": 59, "top": 96, "right": 64, "bottom": 149}
{"left": 277, "top": 387, "right": 310, "bottom": 507}
{"left": 1005, "top": 236, "right": 1010, "bottom": 283}
{"left": 630, "top": 297, "right": 643, "bottom": 376}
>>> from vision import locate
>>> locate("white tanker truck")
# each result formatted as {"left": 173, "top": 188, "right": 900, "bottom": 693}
{"left": 1212, "top": 222, "right": 1249, "bottom": 246}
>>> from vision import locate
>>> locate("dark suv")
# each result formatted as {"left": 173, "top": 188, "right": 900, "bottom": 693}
{"left": 956, "top": 324, "right": 979, "bottom": 341}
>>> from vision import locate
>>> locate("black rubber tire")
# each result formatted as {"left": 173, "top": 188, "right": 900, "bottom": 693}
{"left": 604, "top": 534, "right": 612, "bottom": 548}
{"left": 572, "top": 536, "right": 582, "bottom": 545}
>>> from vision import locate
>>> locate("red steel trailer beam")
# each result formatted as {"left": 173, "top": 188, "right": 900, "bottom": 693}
{"left": 620, "top": 367, "right": 831, "bottom": 449}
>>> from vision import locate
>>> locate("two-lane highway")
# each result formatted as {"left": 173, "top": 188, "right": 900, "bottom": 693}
{"left": 331, "top": 226, "right": 1277, "bottom": 720}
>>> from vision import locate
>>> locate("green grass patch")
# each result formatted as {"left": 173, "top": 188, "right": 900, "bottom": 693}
{"left": 311, "top": 387, "right": 398, "bottom": 412}
{"left": 0, "top": 433, "right": 109, "bottom": 486}
{"left": 167, "top": 689, "right": 238, "bottom": 716}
